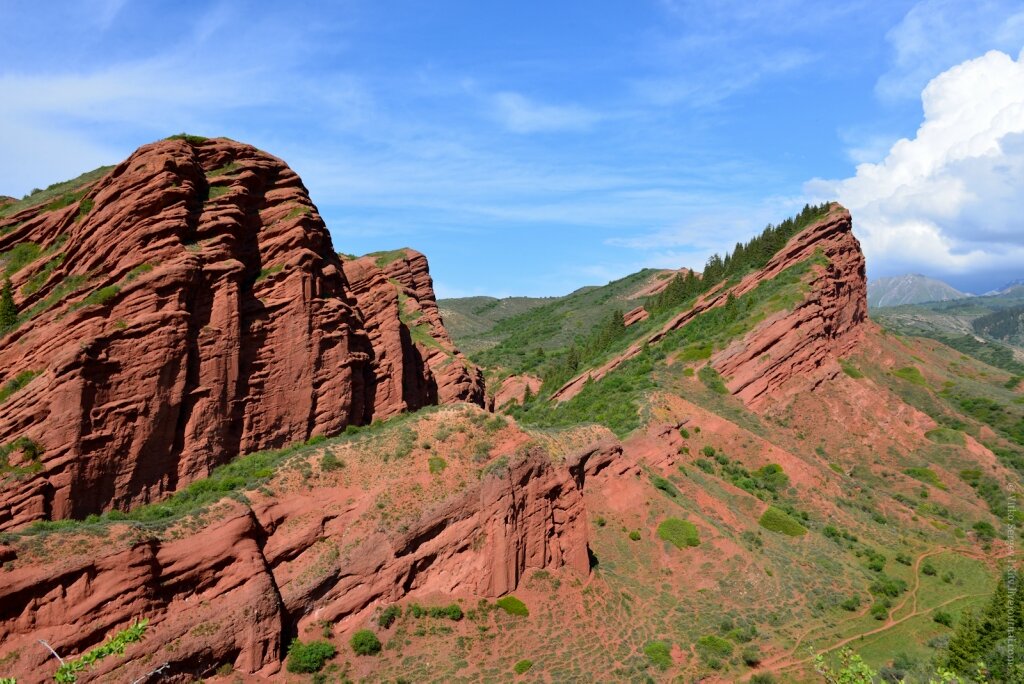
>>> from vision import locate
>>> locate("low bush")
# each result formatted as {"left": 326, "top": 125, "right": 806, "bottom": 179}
{"left": 925, "top": 427, "right": 965, "bottom": 446}
{"left": 651, "top": 475, "right": 680, "bottom": 498}
{"left": 287, "top": 639, "right": 337, "bottom": 672}
{"left": 699, "top": 365, "right": 728, "bottom": 394}
{"left": 758, "top": 506, "right": 807, "bottom": 536}
{"left": 840, "top": 596, "right": 861, "bottom": 611}
{"left": 514, "top": 659, "right": 533, "bottom": 674}
{"left": 643, "top": 641, "right": 672, "bottom": 670}
{"left": 378, "top": 605, "right": 401, "bottom": 628}
{"left": 628, "top": 529, "right": 642, "bottom": 541}
{"left": 495, "top": 595, "right": 529, "bottom": 617}
{"left": 657, "top": 518, "right": 700, "bottom": 549}
{"left": 349, "top": 630, "right": 381, "bottom": 656}
{"left": 697, "top": 634, "right": 734, "bottom": 659}
{"left": 892, "top": 366, "right": 926, "bottom": 386}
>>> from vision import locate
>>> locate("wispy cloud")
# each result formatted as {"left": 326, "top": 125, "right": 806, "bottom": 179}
{"left": 490, "top": 92, "right": 600, "bottom": 133}
{"left": 876, "top": 0, "right": 1024, "bottom": 100}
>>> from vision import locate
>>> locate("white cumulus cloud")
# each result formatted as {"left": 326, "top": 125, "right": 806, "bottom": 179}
{"left": 807, "top": 48, "right": 1024, "bottom": 282}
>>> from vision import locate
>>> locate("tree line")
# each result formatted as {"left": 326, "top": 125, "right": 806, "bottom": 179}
{"left": 648, "top": 202, "right": 832, "bottom": 316}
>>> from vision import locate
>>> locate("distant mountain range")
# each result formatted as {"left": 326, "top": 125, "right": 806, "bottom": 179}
{"left": 987, "top": 278, "right": 1024, "bottom": 296}
{"left": 867, "top": 274, "right": 969, "bottom": 308}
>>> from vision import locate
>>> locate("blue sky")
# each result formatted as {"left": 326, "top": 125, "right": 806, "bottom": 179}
{"left": 2, "top": 1, "right": 1023, "bottom": 296}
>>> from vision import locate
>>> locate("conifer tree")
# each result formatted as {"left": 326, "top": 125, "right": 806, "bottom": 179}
{"left": 0, "top": 278, "right": 17, "bottom": 332}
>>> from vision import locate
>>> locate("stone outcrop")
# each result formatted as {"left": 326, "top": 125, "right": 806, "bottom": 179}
{"left": 710, "top": 208, "right": 867, "bottom": 409}
{"left": 550, "top": 205, "right": 867, "bottom": 406}
{"left": 488, "top": 373, "right": 542, "bottom": 410}
{"left": 0, "top": 438, "right": 622, "bottom": 682}
{"left": 0, "top": 138, "right": 482, "bottom": 530}
{"left": 623, "top": 306, "right": 649, "bottom": 326}
{"left": 341, "top": 249, "right": 485, "bottom": 414}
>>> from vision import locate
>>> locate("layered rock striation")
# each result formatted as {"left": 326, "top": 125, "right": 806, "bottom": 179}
{"left": 0, "top": 437, "right": 622, "bottom": 681}
{"left": 0, "top": 137, "right": 481, "bottom": 530}
{"left": 550, "top": 205, "right": 867, "bottom": 407}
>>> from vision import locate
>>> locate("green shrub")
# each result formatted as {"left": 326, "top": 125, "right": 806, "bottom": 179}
{"left": 287, "top": 639, "right": 337, "bottom": 672}
{"left": 973, "top": 520, "right": 997, "bottom": 540}
{"left": 751, "top": 675, "right": 776, "bottom": 684}
{"left": 53, "top": 619, "right": 149, "bottom": 683}
{"left": 651, "top": 475, "right": 680, "bottom": 498}
{"left": 934, "top": 610, "right": 954, "bottom": 627}
{"left": 839, "top": 359, "right": 864, "bottom": 378}
{"left": 643, "top": 641, "right": 672, "bottom": 670}
{"left": 904, "top": 466, "right": 946, "bottom": 490}
{"left": 742, "top": 645, "right": 762, "bottom": 666}
{"left": 513, "top": 659, "right": 533, "bottom": 674}
{"left": 428, "top": 456, "right": 447, "bottom": 474}
{"left": 628, "top": 529, "right": 642, "bottom": 541}
{"left": 349, "top": 630, "right": 381, "bottom": 656}
{"left": 758, "top": 506, "right": 807, "bottom": 536}
{"left": 657, "top": 518, "right": 700, "bottom": 549}
{"left": 495, "top": 595, "right": 529, "bottom": 617}
{"left": 870, "top": 575, "right": 908, "bottom": 598}
{"left": 75, "top": 285, "right": 120, "bottom": 309}
{"left": 166, "top": 133, "right": 208, "bottom": 144}
{"left": 378, "top": 605, "right": 401, "bottom": 628}
{"left": 319, "top": 452, "right": 345, "bottom": 471}
{"left": 840, "top": 596, "right": 861, "bottom": 611}
{"left": 697, "top": 634, "right": 734, "bottom": 659}
{"left": 922, "top": 561, "right": 937, "bottom": 576}
{"left": 870, "top": 599, "right": 891, "bottom": 620}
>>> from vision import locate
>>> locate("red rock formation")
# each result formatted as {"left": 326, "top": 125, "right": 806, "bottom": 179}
{"left": 550, "top": 205, "right": 866, "bottom": 406}
{"left": 631, "top": 268, "right": 694, "bottom": 298}
{"left": 0, "top": 138, "right": 481, "bottom": 530}
{"left": 0, "top": 437, "right": 622, "bottom": 681}
{"left": 623, "top": 305, "right": 649, "bottom": 326}
{"left": 711, "top": 208, "right": 867, "bottom": 409}
{"left": 342, "top": 249, "right": 485, "bottom": 411}
{"left": 489, "top": 373, "right": 542, "bottom": 409}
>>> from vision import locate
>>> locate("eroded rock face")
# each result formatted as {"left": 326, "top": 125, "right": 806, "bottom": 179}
{"left": 711, "top": 208, "right": 867, "bottom": 409}
{"left": 341, "top": 249, "right": 485, "bottom": 415}
{"left": 488, "top": 373, "right": 542, "bottom": 410}
{"left": 0, "top": 440, "right": 622, "bottom": 682}
{"left": 0, "top": 138, "right": 481, "bottom": 530}
{"left": 551, "top": 205, "right": 866, "bottom": 408}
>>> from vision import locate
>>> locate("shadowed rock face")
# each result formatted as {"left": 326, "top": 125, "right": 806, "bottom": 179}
{"left": 0, "top": 138, "right": 482, "bottom": 530}
{"left": 341, "top": 249, "right": 485, "bottom": 416}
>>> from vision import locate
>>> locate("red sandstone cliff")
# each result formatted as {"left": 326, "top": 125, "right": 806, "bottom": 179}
{"left": 550, "top": 205, "right": 866, "bottom": 406}
{"left": 710, "top": 208, "right": 866, "bottom": 409}
{"left": 341, "top": 249, "right": 485, "bottom": 415}
{"left": 0, "top": 137, "right": 482, "bottom": 530}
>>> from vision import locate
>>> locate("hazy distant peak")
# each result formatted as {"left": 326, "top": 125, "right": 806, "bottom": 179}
{"left": 868, "top": 274, "right": 969, "bottom": 308}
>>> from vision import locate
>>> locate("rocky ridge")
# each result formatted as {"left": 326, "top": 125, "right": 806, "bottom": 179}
{"left": 551, "top": 205, "right": 866, "bottom": 408}
{"left": 0, "top": 137, "right": 481, "bottom": 530}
